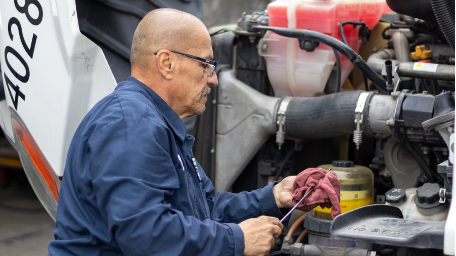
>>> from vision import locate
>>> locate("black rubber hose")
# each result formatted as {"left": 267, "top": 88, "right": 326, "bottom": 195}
{"left": 431, "top": 0, "right": 455, "bottom": 51}
{"left": 333, "top": 48, "right": 341, "bottom": 92}
{"left": 253, "top": 26, "right": 387, "bottom": 93}
{"left": 285, "top": 90, "right": 363, "bottom": 139}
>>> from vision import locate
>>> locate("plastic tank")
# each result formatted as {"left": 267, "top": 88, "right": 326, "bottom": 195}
{"left": 313, "top": 160, "right": 374, "bottom": 220}
{"left": 259, "top": 0, "right": 384, "bottom": 97}
{"left": 360, "top": 0, "right": 384, "bottom": 28}
{"left": 386, "top": 188, "right": 449, "bottom": 221}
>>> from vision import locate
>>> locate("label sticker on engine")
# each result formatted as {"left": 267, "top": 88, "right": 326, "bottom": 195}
{"left": 316, "top": 237, "right": 356, "bottom": 248}
{"left": 413, "top": 62, "right": 438, "bottom": 72}
{"left": 316, "top": 237, "right": 356, "bottom": 255}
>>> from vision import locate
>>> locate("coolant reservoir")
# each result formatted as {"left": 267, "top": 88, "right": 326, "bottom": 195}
{"left": 313, "top": 160, "right": 374, "bottom": 220}
{"left": 259, "top": 0, "right": 384, "bottom": 97}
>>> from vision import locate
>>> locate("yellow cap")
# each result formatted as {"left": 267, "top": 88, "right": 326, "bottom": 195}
{"left": 411, "top": 45, "right": 433, "bottom": 60}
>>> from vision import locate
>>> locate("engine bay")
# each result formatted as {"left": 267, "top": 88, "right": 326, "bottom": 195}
{"left": 196, "top": 1, "right": 455, "bottom": 255}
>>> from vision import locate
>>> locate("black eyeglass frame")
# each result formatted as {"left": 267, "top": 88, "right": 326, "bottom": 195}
{"left": 154, "top": 50, "right": 217, "bottom": 76}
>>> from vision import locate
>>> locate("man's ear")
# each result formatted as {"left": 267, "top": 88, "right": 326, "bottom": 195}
{"left": 155, "top": 50, "right": 174, "bottom": 80}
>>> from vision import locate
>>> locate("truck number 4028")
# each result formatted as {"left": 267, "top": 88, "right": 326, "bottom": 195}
{"left": 3, "top": 0, "right": 43, "bottom": 110}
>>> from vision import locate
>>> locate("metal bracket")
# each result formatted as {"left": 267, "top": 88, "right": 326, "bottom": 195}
{"left": 381, "top": 63, "right": 401, "bottom": 92}
{"left": 276, "top": 97, "right": 292, "bottom": 150}
{"left": 298, "top": 38, "right": 320, "bottom": 52}
{"left": 353, "top": 92, "right": 369, "bottom": 149}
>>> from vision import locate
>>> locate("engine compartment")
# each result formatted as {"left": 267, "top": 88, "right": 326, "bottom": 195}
{"left": 199, "top": 2, "right": 455, "bottom": 255}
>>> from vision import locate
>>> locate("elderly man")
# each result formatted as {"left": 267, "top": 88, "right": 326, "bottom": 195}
{"left": 48, "top": 9, "right": 310, "bottom": 256}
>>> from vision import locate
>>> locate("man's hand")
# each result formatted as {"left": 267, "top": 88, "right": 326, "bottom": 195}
{"left": 273, "top": 176, "right": 322, "bottom": 212}
{"left": 238, "top": 216, "right": 283, "bottom": 256}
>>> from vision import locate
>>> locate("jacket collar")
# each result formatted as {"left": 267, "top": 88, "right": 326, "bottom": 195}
{"left": 125, "top": 76, "right": 187, "bottom": 142}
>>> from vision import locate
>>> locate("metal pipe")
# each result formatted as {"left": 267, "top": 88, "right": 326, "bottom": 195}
{"left": 367, "top": 50, "right": 455, "bottom": 81}
{"left": 391, "top": 30, "right": 412, "bottom": 62}
{"left": 385, "top": 60, "right": 393, "bottom": 91}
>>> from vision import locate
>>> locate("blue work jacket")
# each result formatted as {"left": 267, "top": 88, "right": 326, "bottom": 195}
{"left": 48, "top": 77, "right": 284, "bottom": 256}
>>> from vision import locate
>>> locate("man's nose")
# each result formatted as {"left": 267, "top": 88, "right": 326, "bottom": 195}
{"left": 208, "top": 72, "right": 218, "bottom": 87}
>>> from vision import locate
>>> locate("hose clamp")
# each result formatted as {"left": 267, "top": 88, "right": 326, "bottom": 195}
{"left": 439, "top": 188, "right": 447, "bottom": 203}
{"left": 354, "top": 92, "right": 370, "bottom": 149}
{"left": 352, "top": 55, "right": 362, "bottom": 66}
{"left": 276, "top": 97, "right": 292, "bottom": 150}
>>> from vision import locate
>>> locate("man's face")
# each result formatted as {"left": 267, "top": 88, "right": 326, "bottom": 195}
{"left": 173, "top": 32, "right": 218, "bottom": 118}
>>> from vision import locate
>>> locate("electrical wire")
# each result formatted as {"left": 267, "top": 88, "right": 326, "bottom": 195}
{"left": 210, "top": 28, "right": 235, "bottom": 37}
{"left": 339, "top": 21, "right": 367, "bottom": 45}
{"left": 402, "top": 136, "right": 435, "bottom": 183}
{"left": 339, "top": 21, "right": 370, "bottom": 91}
{"left": 362, "top": 74, "right": 369, "bottom": 91}
{"left": 274, "top": 147, "right": 296, "bottom": 182}
{"left": 333, "top": 48, "right": 342, "bottom": 93}
{"left": 409, "top": 38, "right": 444, "bottom": 51}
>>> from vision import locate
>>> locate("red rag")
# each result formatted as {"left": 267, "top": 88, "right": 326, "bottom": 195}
{"left": 292, "top": 168, "right": 341, "bottom": 219}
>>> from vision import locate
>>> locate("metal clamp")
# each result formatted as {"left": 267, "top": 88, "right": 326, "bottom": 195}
{"left": 354, "top": 92, "right": 370, "bottom": 150}
{"left": 276, "top": 97, "right": 292, "bottom": 150}
{"left": 439, "top": 188, "right": 447, "bottom": 203}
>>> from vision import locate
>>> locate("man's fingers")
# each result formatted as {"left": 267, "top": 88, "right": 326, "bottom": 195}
{"left": 270, "top": 237, "right": 275, "bottom": 247}
{"left": 270, "top": 217, "right": 283, "bottom": 230}
{"left": 272, "top": 225, "right": 282, "bottom": 238}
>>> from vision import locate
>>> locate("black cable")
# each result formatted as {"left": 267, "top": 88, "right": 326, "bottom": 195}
{"left": 382, "top": 25, "right": 392, "bottom": 40}
{"left": 362, "top": 74, "right": 369, "bottom": 91}
{"left": 402, "top": 136, "right": 435, "bottom": 183}
{"left": 274, "top": 148, "right": 296, "bottom": 182}
{"left": 338, "top": 21, "right": 369, "bottom": 91}
{"left": 409, "top": 38, "right": 444, "bottom": 51}
{"left": 210, "top": 28, "right": 234, "bottom": 37}
{"left": 252, "top": 26, "right": 388, "bottom": 93}
{"left": 339, "top": 21, "right": 367, "bottom": 45}
{"left": 374, "top": 177, "right": 393, "bottom": 191}
{"left": 403, "top": 136, "right": 440, "bottom": 183}
{"left": 333, "top": 48, "right": 341, "bottom": 92}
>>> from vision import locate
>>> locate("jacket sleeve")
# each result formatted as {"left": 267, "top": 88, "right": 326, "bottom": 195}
{"left": 88, "top": 118, "right": 244, "bottom": 256}
{"left": 199, "top": 165, "right": 284, "bottom": 224}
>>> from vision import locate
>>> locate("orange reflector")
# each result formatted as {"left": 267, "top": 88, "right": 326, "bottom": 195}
{"left": 12, "top": 116, "right": 60, "bottom": 202}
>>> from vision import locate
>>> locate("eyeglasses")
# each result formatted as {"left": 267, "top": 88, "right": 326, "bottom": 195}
{"left": 154, "top": 50, "right": 217, "bottom": 76}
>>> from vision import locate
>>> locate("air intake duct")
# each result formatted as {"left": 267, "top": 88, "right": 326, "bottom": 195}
{"left": 284, "top": 91, "right": 363, "bottom": 139}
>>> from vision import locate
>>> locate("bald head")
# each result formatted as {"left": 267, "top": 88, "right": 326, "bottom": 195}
{"left": 129, "top": 9, "right": 217, "bottom": 119}
{"left": 130, "top": 9, "right": 209, "bottom": 71}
